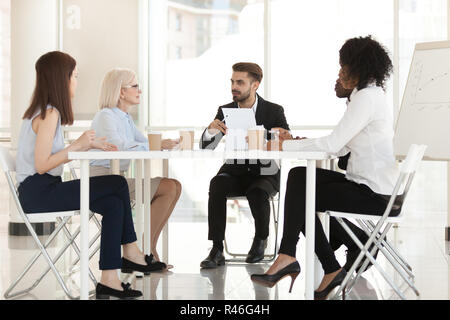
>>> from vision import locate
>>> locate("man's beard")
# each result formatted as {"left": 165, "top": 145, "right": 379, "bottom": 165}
{"left": 232, "top": 89, "right": 251, "bottom": 103}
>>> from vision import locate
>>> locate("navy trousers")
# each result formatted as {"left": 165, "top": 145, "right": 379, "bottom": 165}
{"left": 18, "top": 173, "right": 137, "bottom": 270}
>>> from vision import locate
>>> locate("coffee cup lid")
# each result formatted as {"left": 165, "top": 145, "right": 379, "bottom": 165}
{"left": 148, "top": 131, "right": 162, "bottom": 135}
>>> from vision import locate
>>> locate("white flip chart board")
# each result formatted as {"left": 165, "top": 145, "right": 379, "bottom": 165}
{"left": 394, "top": 41, "right": 450, "bottom": 160}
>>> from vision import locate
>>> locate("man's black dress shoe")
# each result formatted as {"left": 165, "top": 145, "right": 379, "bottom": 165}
{"left": 314, "top": 268, "right": 347, "bottom": 300}
{"left": 251, "top": 261, "right": 301, "bottom": 293}
{"left": 344, "top": 246, "right": 379, "bottom": 274}
{"left": 200, "top": 247, "right": 225, "bottom": 269}
{"left": 95, "top": 282, "right": 142, "bottom": 300}
{"left": 245, "top": 238, "right": 267, "bottom": 263}
{"left": 121, "top": 254, "right": 167, "bottom": 275}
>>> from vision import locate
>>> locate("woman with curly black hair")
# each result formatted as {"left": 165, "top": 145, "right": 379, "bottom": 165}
{"left": 251, "top": 36, "right": 398, "bottom": 299}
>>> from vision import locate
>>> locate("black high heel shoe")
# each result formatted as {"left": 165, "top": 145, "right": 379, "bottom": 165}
{"left": 251, "top": 261, "right": 301, "bottom": 293}
{"left": 314, "top": 268, "right": 347, "bottom": 300}
{"left": 121, "top": 254, "right": 167, "bottom": 275}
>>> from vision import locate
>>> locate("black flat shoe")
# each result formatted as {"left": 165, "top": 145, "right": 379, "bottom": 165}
{"left": 121, "top": 254, "right": 167, "bottom": 275}
{"left": 95, "top": 282, "right": 142, "bottom": 300}
{"left": 251, "top": 261, "right": 301, "bottom": 293}
{"left": 200, "top": 247, "right": 225, "bottom": 269}
{"left": 246, "top": 238, "right": 267, "bottom": 264}
{"left": 314, "top": 268, "right": 347, "bottom": 300}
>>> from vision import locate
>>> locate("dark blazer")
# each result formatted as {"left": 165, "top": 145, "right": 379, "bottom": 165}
{"left": 199, "top": 94, "right": 290, "bottom": 191}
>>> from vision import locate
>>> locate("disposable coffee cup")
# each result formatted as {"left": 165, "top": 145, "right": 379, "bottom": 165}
{"left": 148, "top": 131, "right": 162, "bottom": 151}
{"left": 269, "top": 129, "right": 280, "bottom": 151}
{"left": 248, "top": 126, "right": 265, "bottom": 150}
{"left": 179, "top": 128, "right": 195, "bottom": 150}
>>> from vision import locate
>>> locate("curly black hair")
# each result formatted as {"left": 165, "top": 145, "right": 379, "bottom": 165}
{"left": 339, "top": 35, "right": 393, "bottom": 91}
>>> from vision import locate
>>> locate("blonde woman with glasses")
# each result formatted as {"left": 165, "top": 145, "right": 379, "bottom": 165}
{"left": 90, "top": 68, "right": 182, "bottom": 271}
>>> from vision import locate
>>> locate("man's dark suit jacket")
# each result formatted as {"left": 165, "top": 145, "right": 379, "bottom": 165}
{"left": 199, "top": 94, "right": 290, "bottom": 192}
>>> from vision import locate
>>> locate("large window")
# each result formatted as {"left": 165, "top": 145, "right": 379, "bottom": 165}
{"left": 150, "top": 0, "right": 265, "bottom": 220}
{"left": 271, "top": 0, "right": 394, "bottom": 128}
{"left": 398, "top": 0, "right": 447, "bottom": 215}
{"left": 151, "top": 0, "right": 265, "bottom": 128}
{"left": 399, "top": 0, "right": 447, "bottom": 108}
{"left": 1, "top": 1, "right": 447, "bottom": 221}
{"left": 151, "top": 0, "right": 448, "bottom": 221}
{"left": 0, "top": 0, "right": 10, "bottom": 132}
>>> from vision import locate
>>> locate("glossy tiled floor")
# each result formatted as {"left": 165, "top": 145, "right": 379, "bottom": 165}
{"left": 0, "top": 212, "right": 449, "bottom": 300}
{"left": 0, "top": 161, "right": 449, "bottom": 300}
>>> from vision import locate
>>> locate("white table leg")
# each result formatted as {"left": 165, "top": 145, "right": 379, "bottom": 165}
{"left": 110, "top": 159, "right": 120, "bottom": 174}
{"left": 144, "top": 159, "right": 152, "bottom": 255}
{"left": 162, "top": 159, "right": 169, "bottom": 263}
{"left": 135, "top": 160, "right": 143, "bottom": 250}
{"left": 80, "top": 159, "right": 90, "bottom": 300}
{"left": 305, "top": 160, "right": 316, "bottom": 300}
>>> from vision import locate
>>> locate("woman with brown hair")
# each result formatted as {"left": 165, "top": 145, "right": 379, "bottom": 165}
{"left": 16, "top": 51, "right": 157, "bottom": 299}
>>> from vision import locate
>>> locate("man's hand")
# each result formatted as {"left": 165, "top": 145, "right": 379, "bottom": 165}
{"left": 208, "top": 119, "right": 227, "bottom": 135}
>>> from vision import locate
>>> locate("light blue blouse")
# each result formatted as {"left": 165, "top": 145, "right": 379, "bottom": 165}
{"left": 16, "top": 105, "right": 65, "bottom": 184}
{"left": 90, "top": 107, "right": 148, "bottom": 171}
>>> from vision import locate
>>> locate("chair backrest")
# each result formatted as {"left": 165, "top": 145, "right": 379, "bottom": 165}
{"left": 0, "top": 146, "right": 28, "bottom": 216}
{"left": 399, "top": 144, "right": 427, "bottom": 174}
{"left": 384, "top": 144, "right": 427, "bottom": 217}
{"left": 0, "top": 146, "right": 16, "bottom": 173}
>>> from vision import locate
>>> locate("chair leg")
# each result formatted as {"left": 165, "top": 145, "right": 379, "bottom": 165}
{"left": 4, "top": 216, "right": 79, "bottom": 299}
{"left": 332, "top": 217, "right": 407, "bottom": 300}
{"left": 62, "top": 213, "right": 102, "bottom": 275}
{"left": 4, "top": 214, "right": 102, "bottom": 300}
{"left": 225, "top": 197, "right": 279, "bottom": 263}
{"left": 357, "top": 219, "right": 415, "bottom": 280}
{"left": 31, "top": 215, "right": 100, "bottom": 292}
{"left": 58, "top": 218, "right": 98, "bottom": 286}
{"left": 365, "top": 220, "right": 414, "bottom": 275}
{"left": 4, "top": 215, "right": 71, "bottom": 298}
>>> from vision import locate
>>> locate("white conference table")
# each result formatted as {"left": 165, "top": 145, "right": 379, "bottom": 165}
{"left": 68, "top": 149, "right": 331, "bottom": 300}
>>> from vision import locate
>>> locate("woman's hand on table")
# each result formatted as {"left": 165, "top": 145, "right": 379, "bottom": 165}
{"left": 91, "top": 137, "right": 118, "bottom": 151}
{"left": 266, "top": 128, "right": 308, "bottom": 151}
{"left": 72, "top": 130, "right": 117, "bottom": 151}
{"left": 271, "top": 127, "right": 293, "bottom": 140}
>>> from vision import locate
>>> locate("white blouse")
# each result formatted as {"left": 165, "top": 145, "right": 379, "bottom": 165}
{"left": 283, "top": 85, "right": 399, "bottom": 195}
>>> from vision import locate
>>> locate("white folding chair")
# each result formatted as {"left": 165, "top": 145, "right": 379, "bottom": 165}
{"left": 1, "top": 147, "right": 99, "bottom": 299}
{"left": 224, "top": 193, "right": 280, "bottom": 263}
{"left": 326, "top": 144, "right": 427, "bottom": 300}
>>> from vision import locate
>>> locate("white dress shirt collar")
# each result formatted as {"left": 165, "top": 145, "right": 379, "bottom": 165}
{"left": 238, "top": 94, "right": 258, "bottom": 114}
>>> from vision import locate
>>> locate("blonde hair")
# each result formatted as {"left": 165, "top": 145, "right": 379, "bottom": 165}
{"left": 99, "top": 68, "right": 137, "bottom": 109}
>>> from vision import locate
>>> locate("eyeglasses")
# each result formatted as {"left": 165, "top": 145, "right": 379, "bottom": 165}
{"left": 123, "top": 84, "right": 140, "bottom": 90}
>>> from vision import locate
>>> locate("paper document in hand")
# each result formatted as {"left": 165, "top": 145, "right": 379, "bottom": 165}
{"left": 222, "top": 108, "right": 257, "bottom": 151}
{"left": 222, "top": 108, "right": 257, "bottom": 129}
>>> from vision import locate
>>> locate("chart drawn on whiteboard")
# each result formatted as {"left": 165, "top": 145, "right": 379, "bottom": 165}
{"left": 406, "top": 60, "right": 450, "bottom": 110}
{"left": 394, "top": 41, "right": 450, "bottom": 160}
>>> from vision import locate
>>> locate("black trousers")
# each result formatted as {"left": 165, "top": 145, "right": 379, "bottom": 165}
{"left": 279, "top": 167, "right": 398, "bottom": 274}
{"left": 208, "top": 173, "right": 277, "bottom": 242}
{"left": 18, "top": 173, "right": 137, "bottom": 270}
